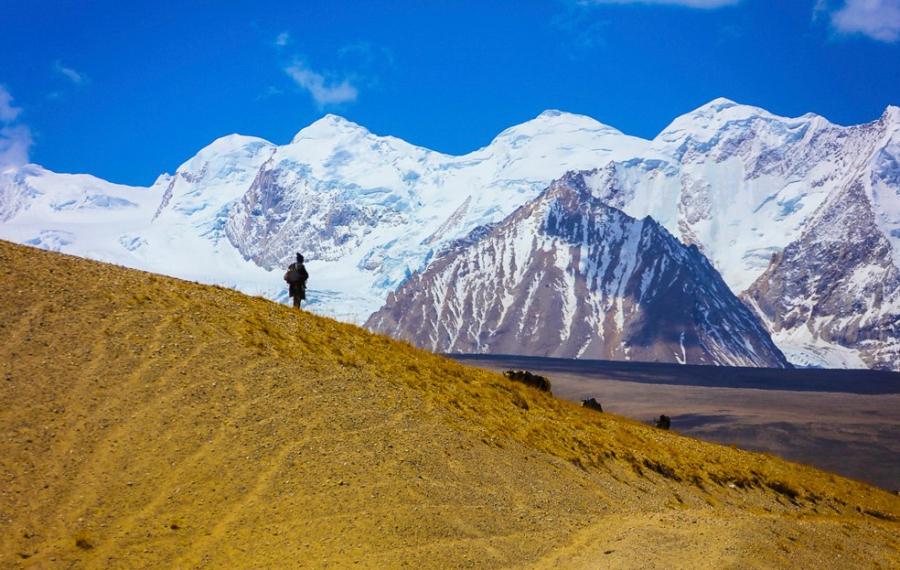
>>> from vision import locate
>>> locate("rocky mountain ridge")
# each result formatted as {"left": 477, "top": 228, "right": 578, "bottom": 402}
{"left": 367, "top": 172, "right": 790, "bottom": 367}
{"left": 1, "top": 99, "right": 897, "bottom": 368}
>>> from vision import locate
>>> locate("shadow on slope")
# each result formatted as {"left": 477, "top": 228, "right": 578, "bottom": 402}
{"left": 450, "top": 354, "right": 900, "bottom": 395}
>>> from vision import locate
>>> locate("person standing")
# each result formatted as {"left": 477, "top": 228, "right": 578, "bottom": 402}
{"left": 284, "top": 253, "right": 309, "bottom": 309}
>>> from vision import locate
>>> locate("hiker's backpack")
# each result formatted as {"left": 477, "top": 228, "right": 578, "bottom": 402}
{"left": 284, "top": 265, "right": 302, "bottom": 284}
{"left": 285, "top": 263, "right": 307, "bottom": 285}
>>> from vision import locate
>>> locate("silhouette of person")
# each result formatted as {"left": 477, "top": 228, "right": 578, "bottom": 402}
{"left": 284, "top": 253, "right": 309, "bottom": 309}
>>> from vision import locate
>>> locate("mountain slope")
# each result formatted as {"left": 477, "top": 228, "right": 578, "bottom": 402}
{"left": 0, "top": 164, "right": 157, "bottom": 257}
{"left": 1, "top": 100, "right": 898, "bottom": 369}
{"left": 366, "top": 174, "right": 788, "bottom": 367}
{"left": 221, "top": 111, "right": 658, "bottom": 321}
{"left": 744, "top": 180, "right": 900, "bottom": 369}
{"left": 1, "top": 240, "right": 897, "bottom": 568}
{"left": 0, "top": 111, "right": 657, "bottom": 324}
{"left": 590, "top": 99, "right": 900, "bottom": 368}
{"left": 0, "top": 148, "right": 282, "bottom": 303}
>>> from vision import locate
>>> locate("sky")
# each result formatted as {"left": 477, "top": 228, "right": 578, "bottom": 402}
{"left": 1, "top": 0, "right": 899, "bottom": 186}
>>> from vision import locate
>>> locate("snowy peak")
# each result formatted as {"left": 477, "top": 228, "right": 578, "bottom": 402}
{"left": 744, "top": 180, "right": 900, "bottom": 370}
{"left": 173, "top": 133, "right": 275, "bottom": 183}
{"left": 282, "top": 113, "right": 439, "bottom": 169}
{"left": 152, "top": 134, "right": 275, "bottom": 223}
{"left": 537, "top": 109, "right": 567, "bottom": 118}
{"left": 195, "top": 133, "right": 274, "bottom": 156}
{"left": 534, "top": 108, "right": 619, "bottom": 130}
{"left": 472, "top": 110, "right": 656, "bottom": 181}
{"left": 171, "top": 135, "right": 273, "bottom": 185}
{"left": 655, "top": 98, "right": 785, "bottom": 144}
{"left": 367, "top": 172, "right": 788, "bottom": 367}
{"left": 691, "top": 96, "right": 769, "bottom": 118}
{"left": 652, "top": 98, "right": 848, "bottom": 154}
{"left": 670, "top": 96, "right": 762, "bottom": 119}
{"left": 2, "top": 99, "right": 897, "bottom": 371}
{"left": 290, "top": 114, "right": 371, "bottom": 144}
{"left": 704, "top": 96, "right": 739, "bottom": 108}
{"left": 491, "top": 109, "right": 623, "bottom": 144}
{"left": 881, "top": 105, "right": 900, "bottom": 128}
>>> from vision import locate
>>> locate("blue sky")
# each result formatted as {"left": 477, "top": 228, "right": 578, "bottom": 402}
{"left": 1, "top": 0, "right": 898, "bottom": 185}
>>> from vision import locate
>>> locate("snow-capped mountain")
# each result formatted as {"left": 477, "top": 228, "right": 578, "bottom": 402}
{"left": 225, "top": 111, "right": 662, "bottom": 322}
{"left": 0, "top": 142, "right": 282, "bottom": 301}
{"left": 1, "top": 111, "right": 650, "bottom": 321}
{"left": 743, "top": 180, "right": 900, "bottom": 369}
{"left": 0, "top": 165, "right": 158, "bottom": 260}
{"left": 0, "top": 99, "right": 897, "bottom": 369}
{"left": 575, "top": 99, "right": 900, "bottom": 369}
{"left": 366, "top": 172, "right": 789, "bottom": 368}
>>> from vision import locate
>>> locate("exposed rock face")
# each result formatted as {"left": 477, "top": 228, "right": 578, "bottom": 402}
{"left": 220, "top": 111, "right": 652, "bottom": 314}
{"left": 2, "top": 100, "right": 897, "bottom": 369}
{"left": 744, "top": 182, "right": 900, "bottom": 370}
{"left": 0, "top": 167, "right": 38, "bottom": 222}
{"left": 152, "top": 134, "right": 275, "bottom": 228}
{"left": 367, "top": 173, "right": 789, "bottom": 368}
{"left": 589, "top": 100, "right": 900, "bottom": 293}
{"left": 225, "top": 160, "right": 406, "bottom": 268}
{"left": 574, "top": 101, "right": 900, "bottom": 369}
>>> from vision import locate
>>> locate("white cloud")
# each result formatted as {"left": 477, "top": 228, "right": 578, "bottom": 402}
{"left": 0, "top": 125, "right": 33, "bottom": 168}
{"left": 0, "top": 86, "right": 31, "bottom": 168}
{"left": 275, "top": 31, "right": 291, "bottom": 47}
{"left": 284, "top": 61, "right": 358, "bottom": 108}
{"left": 0, "top": 85, "right": 22, "bottom": 122}
{"left": 828, "top": 0, "right": 900, "bottom": 42}
{"left": 578, "top": 0, "right": 741, "bottom": 8}
{"left": 54, "top": 61, "right": 88, "bottom": 85}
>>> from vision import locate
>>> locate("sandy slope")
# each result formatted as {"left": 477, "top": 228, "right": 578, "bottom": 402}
{"left": 0, "top": 241, "right": 897, "bottom": 568}
{"left": 452, "top": 354, "right": 900, "bottom": 490}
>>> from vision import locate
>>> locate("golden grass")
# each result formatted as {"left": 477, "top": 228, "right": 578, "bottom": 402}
{"left": 220, "top": 291, "right": 895, "bottom": 517}
{"left": 1, "top": 240, "right": 898, "bottom": 568}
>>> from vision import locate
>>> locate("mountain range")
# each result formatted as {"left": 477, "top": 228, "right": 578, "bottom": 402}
{"left": 1, "top": 98, "right": 897, "bottom": 369}
{"left": 367, "top": 172, "right": 789, "bottom": 368}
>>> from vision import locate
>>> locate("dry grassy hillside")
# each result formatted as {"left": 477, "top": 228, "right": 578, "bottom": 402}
{"left": 0, "top": 240, "right": 897, "bottom": 569}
